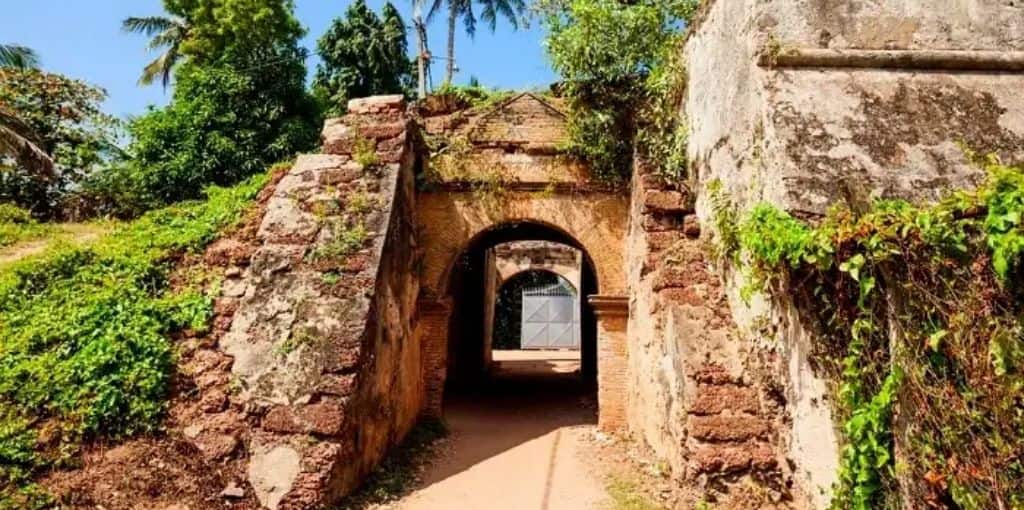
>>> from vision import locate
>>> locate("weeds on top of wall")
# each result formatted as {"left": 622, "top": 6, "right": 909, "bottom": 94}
{"left": 432, "top": 81, "right": 516, "bottom": 111}
{"left": 0, "top": 172, "right": 268, "bottom": 508}
{"left": 717, "top": 160, "right": 1024, "bottom": 509}
{"left": 542, "top": 0, "right": 698, "bottom": 185}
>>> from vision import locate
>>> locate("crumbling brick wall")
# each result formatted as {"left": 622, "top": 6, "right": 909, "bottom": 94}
{"left": 195, "top": 95, "right": 425, "bottom": 509}
{"left": 625, "top": 163, "right": 791, "bottom": 507}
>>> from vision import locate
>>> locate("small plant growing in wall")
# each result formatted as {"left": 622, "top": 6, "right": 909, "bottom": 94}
{"left": 353, "top": 135, "right": 379, "bottom": 170}
{"left": 311, "top": 220, "right": 369, "bottom": 261}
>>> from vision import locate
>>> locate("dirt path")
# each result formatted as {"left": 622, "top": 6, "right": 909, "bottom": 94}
{"left": 0, "top": 222, "right": 111, "bottom": 266}
{"left": 394, "top": 351, "right": 610, "bottom": 510}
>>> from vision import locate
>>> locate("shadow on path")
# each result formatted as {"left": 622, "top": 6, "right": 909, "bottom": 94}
{"left": 400, "top": 351, "right": 604, "bottom": 510}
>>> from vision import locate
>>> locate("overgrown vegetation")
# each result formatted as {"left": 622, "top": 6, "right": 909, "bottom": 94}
{"left": 542, "top": 0, "right": 698, "bottom": 184}
{"left": 0, "top": 173, "right": 267, "bottom": 508}
{"left": 606, "top": 476, "right": 665, "bottom": 510}
{"left": 718, "top": 160, "right": 1024, "bottom": 509}
{"left": 0, "top": 204, "right": 50, "bottom": 248}
{"left": 432, "top": 80, "right": 515, "bottom": 110}
{"left": 337, "top": 418, "right": 448, "bottom": 509}
{"left": 0, "top": 68, "right": 121, "bottom": 218}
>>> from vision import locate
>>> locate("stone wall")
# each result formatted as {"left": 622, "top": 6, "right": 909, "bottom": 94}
{"left": 624, "top": 165, "right": 790, "bottom": 507}
{"left": 210, "top": 96, "right": 424, "bottom": 509}
{"left": 684, "top": 0, "right": 1024, "bottom": 507}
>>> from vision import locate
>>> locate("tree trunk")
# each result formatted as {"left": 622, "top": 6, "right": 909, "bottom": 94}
{"left": 446, "top": 2, "right": 456, "bottom": 84}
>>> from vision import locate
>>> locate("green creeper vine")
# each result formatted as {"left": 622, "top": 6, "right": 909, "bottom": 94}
{"left": 715, "top": 161, "right": 1024, "bottom": 509}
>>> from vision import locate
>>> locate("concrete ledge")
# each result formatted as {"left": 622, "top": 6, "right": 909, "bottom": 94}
{"left": 588, "top": 295, "right": 629, "bottom": 317}
{"left": 421, "top": 181, "right": 622, "bottom": 194}
{"left": 758, "top": 48, "right": 1024, "bottom": 72}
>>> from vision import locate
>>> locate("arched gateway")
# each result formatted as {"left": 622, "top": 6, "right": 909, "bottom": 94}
{"left": 207, "top": 93, "right": 630, "bottom": 507}
{"left": 413, "top": 92, "right": 630, "bottom": 430}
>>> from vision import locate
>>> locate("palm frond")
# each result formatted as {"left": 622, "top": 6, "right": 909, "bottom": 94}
{"left": 121, "top": 16, "right": 177, "bottom": 36}
{"left": 0, "top": 108, "right": 54, "bottom": 180}
{"left": 0, "top": 44, "right": 40, "bottom": 69}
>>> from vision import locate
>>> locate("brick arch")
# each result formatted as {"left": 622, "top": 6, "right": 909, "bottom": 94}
{"left": 417, "top": 191, "right": 630, "bottom": 300}
{"left": 415, "top": 191, "right": 631, "bottom": 430}
{"left": 436, "top": 219, "right": 600, "bottom": 298}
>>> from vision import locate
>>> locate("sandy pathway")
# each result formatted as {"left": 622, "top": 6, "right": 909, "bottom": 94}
{"left": 395, "top": 351, "right": 609, "bottom": 510}
{"left": 0, "top": 222, "right": 112, "bottom": 266}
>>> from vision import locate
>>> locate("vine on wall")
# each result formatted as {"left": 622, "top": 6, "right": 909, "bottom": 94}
{"left": 714, "top": 160, "right": 1024, "bottom": 509}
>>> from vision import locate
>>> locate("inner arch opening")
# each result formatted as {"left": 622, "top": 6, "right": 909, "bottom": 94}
{"left": 444, "top": 221, "right": 599, "bottom": 393}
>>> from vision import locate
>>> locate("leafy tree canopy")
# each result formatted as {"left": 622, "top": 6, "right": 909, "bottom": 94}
{"left": 541, "top": 0, "right": 698, "bottom": 183}
{"left": 0, "top": 69, "right": 120, "bottom": 216}
{"left": 120, "top": 61, "right": 317, "bottom": 211}
{"left": 114, "top": 0, "right": 319, "bottom": 214}
{"left": 164, "top": 0, "right": 305, "bottom": 66}
{"left": 314, "top": 0, "right": 412, "bottom": 112}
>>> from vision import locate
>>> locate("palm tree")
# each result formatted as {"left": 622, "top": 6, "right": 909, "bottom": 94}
{"left": 0, "top": 44, "right": 39, "bottom": 69}
{"left": 122, "top": 15, "right": 190, "bottom": 89}
{"left": 0, "top": 44, "right": 53, "bottom": 178}
{"left": 0, "top": 107, "right": 54, "bottom": 179}
{"left": 427, "top": 0, "right": 526, "bottom": 84}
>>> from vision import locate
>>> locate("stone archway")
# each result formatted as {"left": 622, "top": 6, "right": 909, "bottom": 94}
{"left": 416, "top": 201, "right": 629, "bottom": 431}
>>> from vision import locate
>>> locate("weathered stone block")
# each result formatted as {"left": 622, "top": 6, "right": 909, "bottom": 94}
{"left": 689, "top": 384, "right": 760, "bottom": 415}
{"left": 347, "top": 95, "right": 405, "bottom": 114}
{"left": 643, "top": 190, "right": 692, "bottom": 213}
{"left": 689, "top": 415, "right": 771, "bottom": 442}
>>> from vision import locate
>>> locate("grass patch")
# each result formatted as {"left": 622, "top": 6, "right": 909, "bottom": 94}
{"left": 0, "top": 173, "right": 268, "bottom": 508}
{"left": 0, "top": 204, "right": 51, "bottom": 248}
{"left": 606, "top": 476, "right": 665, "bottom": 510}
{"left": 336, "top": 418, "right": 448, "bottom": 509}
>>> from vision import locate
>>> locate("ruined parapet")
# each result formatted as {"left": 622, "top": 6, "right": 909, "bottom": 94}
{"left": 624, "top": 164, "right": 790, "bottom": 506}
{"left": 684, "top": 0, "right": 1024, "bottom": 506}
{"left": 207, "top": 95, "right": 422, "bottom": 509}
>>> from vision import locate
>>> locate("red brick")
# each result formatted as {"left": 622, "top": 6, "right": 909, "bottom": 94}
{"left": 683, "top": 214, "right": 701, "bottom": 238}
{"left": 690, "top": 384, "right": 760, "bottom": 415}
{"left": 193, "top": 432, "right": 239, "bottom": 461}
{"left": 647, "top": 231, "right": 683, "bottom": 252}
{"left": 643, "top": 190, "right": 692, "bottom": 214}
{"left": 652, "top": 267, "right": 688, "bottom": 291}
{"left": 641, "top": 213, "right": 684, "bottom": 232}
{"left": 204, "top": 239, "right": 254, "bottom": 267}
{"left": 357, "top": 122, "right": 406, "bottom": 140}
{"left": 297, "top": 401, "right": 346, "bottom": 436}
{"left": 691, "top": 442, "right": 777, "bottom": 474}
{"left": 263, "top": 406, "right": 302, "bottom": 434}
{"left": 689, "top": 415, "right": 770, "bottom": 442}
{"left": 693, "top": 364, "right": 739, "bottom": 385}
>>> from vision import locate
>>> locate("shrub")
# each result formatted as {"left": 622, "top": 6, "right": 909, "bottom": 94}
{"left": 122, "top": 63, "right": 318, "bottom": 211}
{"left": 0, "top": 172, "right": 267, "bottom": 507}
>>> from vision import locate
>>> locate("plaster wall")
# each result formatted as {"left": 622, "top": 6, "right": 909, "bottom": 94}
{"left": 685, "top": 0, "right": 1024, "bottom": 506}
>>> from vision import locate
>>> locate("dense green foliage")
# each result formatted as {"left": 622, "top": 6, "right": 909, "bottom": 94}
{"left": 112, "top": 0, "right": 317, "bottom": 215}
{"left": 0, "top": 173, "right": 266, "bottom": 508}
{"left": 314, "top": 0, "right": 412, "bottom": 114}
{"left": 543, "top": 0, "right": 697, "bottom": 183}
{"left": 720, "top": 161, "right": 1024, "bottom": 509}
{"left": 117, "top": 62, "right": 316, "bottom": 210}
{"left": 0, "top": 69, "right": 120, "bottom": 217}
{"left": 0, "top": 204, "right": 50, "bottom": 248}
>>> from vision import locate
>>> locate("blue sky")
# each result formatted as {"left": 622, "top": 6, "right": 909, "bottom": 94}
{"left": 2, "top": 0, "right": 556, "bottom": 118}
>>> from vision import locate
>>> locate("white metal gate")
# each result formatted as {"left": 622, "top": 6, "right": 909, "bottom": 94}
{"left": 521, "top": 283, "right": 580, "bottom": 350}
